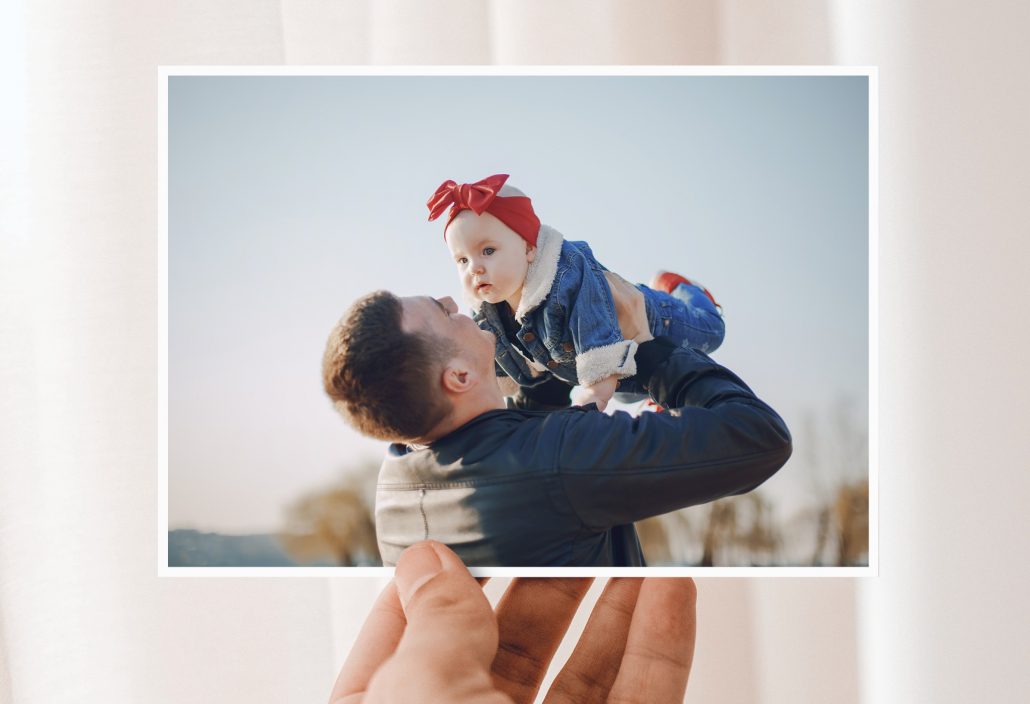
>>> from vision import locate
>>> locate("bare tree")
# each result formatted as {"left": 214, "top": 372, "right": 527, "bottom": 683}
{"left": 636, "top": 514, "right": 673, "bottom": 564}
{"left": 698, "top": 493, "right": 781, "bottom": 566}
{"left": 700, "top": 500, "right": 736, "bottom": 566}
{"left": 834, "top": 480, "right": 869, "bottom": 566}
{"left": 810, "top": 505, "right": 832, "bottom": 565}
{"left": 278, "top": 461, "right": 381, "bottom": 566}
{"left": 637, "top": 510, "right": 699, "bottom": 565}
{"left": 638, "top": 492, "right": 782, "bottom": 567}
{"left": 794, "top": 396, "right": 870, "bottom": 566}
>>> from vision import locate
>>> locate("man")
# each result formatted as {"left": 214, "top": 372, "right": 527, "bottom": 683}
{"left": 321, "top": 280, "right": 791, "bottom": 566}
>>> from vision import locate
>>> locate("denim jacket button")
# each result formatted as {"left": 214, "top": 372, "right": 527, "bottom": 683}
{"left": 563, "top": 342, "right": 574, "bottom": 352}
{"left": 523, "top": 332, "right": 536, "bottom": 342}
{"left": 546, "top": 360, "right": 558, "bottom": 369}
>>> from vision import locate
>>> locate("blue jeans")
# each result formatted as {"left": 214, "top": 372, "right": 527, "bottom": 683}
{"left": 614, "top": 281, "right": 725, "bottom": 400}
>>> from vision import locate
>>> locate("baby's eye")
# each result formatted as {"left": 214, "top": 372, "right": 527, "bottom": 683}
{"left": 483, "top": 247, "right": 496, "bottom": 256}
{"left": 457, "top": 257, "right": 468, "bottom": 265}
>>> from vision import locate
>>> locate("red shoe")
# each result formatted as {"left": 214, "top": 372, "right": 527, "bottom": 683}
{"left": 650, "top": 270, "right": 721, "bottom": 311}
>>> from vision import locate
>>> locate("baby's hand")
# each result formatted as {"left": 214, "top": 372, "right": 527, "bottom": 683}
{"left": 576, "top": 375, "right": 619, "bottom": 412}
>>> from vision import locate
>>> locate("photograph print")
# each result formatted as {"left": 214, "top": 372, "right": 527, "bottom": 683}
{"left": 163, "top": 69, "right": 872, "bottom": 573}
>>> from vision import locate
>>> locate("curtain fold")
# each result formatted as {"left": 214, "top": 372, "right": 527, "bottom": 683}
{"left": 281, "top": 0, "right": 370, "bottom": 64}
{"left": 750, "top": 580, "right": 859, "bottom": 703}
{"left": 489, "top": 0, "right": 720, "bottom": 64}
{"left": 0, "top": 5, "right": 30, "bottom": 697}
{"left": 368, "top": 0, "right": 490, "bottom": 64}
{"left": 719, "top": 0, "right": 834, "bottom": 64}
{"left": 831, "top": 2, "right": 1030, "bottom": 702}
{"left": 0, "top": 2, "right": 324, "bottom": 703}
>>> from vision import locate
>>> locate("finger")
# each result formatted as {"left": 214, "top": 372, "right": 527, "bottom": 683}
{"left": 607, "top": 578, "right": 697, "bottom": 704}
{"left": 362, "top": 541, "right": 501, "bottom": 703}
{"left": 543, "top": 578, "right": 642, "bottom": 704}
{"left": 328, "top": 580, "right": 406, "bottom": 703}
{"left": 394, "top": 541, "right": 498, "bottom": 665}
{"left": 491, "top": 578, "right": 594, "bottom": 704}
{"left": 331, "top": 544, "right": 494, "bottom": 701}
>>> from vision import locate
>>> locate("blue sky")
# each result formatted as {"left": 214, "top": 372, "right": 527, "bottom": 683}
{"left": 168, "top": 74, "right": 869, "bottom": 532}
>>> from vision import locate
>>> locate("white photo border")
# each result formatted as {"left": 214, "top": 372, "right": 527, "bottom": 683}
{"left": 158, "top": 65, "right": 878, "bottom": 578}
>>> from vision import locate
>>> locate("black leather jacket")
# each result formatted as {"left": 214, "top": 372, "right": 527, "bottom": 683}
{"left": 375, "top": 337, "right": 792, "bottom": 567}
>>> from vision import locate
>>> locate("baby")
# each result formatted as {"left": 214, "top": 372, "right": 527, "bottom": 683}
{"left": 427, "top": 173, "right": 725, "bottom": 411}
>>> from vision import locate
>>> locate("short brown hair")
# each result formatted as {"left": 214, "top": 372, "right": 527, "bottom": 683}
{"left": 322, "top": 290, "right": 455, "bottom": 442}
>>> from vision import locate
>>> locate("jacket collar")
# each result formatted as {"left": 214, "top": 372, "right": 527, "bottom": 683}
{"left": 513, "top": 224, "right": 562, "bottom": 322}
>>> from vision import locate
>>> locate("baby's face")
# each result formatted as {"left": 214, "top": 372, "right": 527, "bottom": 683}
{"left": 446, "top": 211, "right": 535, "bottom": 310}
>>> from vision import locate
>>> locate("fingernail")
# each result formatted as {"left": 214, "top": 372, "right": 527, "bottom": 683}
{"left": 395, "top": 542, "right": 443, "bottom": 607}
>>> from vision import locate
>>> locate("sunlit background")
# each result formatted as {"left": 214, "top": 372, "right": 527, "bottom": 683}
{"left": 168, "top": 74, "right": 869, "bottom": 567}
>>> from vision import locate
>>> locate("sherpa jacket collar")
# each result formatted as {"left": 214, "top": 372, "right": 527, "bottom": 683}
{"left": 513, "top": 224, "right": 562, "bottom": 322}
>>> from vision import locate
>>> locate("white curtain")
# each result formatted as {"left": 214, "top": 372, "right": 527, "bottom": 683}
{"left": 831, "top": 2, "right": 1030, "bottom": 701}
{"left": 2, "top": 2, "right": 1028, "bottom": 703}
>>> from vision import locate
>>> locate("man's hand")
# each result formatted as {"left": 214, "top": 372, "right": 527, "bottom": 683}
{"left": 604, "top": 271, "right": 655, "bottom": 344}
{"left": 329, "top": 541, "right": 697, "bottom": 704}
{"left": 576, "top": 375, "right": 619, "bottom": 412}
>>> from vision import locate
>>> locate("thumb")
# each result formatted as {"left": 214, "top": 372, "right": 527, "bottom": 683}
{"left": 364, "top": 542, "right": 502, "bottom": 703}
{"left": 393, "top": 541, "right": 498, "bottom": 667}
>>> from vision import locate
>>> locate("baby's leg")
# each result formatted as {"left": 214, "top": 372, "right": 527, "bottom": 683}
{"left": 649, "top": 272, "right": 726, "bottom": 354}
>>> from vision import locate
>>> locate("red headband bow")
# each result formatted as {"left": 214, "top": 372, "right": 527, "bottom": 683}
{"left": 427, "top": 173, "right": 540, "bottom": 247}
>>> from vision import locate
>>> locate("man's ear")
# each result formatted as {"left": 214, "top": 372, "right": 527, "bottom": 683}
{"left": 526, "top": 243, "right": 536, "bottom": 263}
{"left": 441, "top": 360, "right": 476, "bottom": 395}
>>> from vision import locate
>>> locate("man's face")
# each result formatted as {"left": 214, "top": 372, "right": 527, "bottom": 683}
{"left": 446, "top": 211, "right": 535, "bottom": 309}
{"left": 400, "top": 295, "right": 496, "bottom": 374}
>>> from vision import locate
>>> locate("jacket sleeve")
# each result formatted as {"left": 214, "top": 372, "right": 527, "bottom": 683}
{"left": 554, "top": 338, "right": 792, "bottom": 529}
{"left": 561, "top": 260, "right": 638, "bottom": 386}
{"left": 506, "top": 374, "right": 574, "bottom": 411}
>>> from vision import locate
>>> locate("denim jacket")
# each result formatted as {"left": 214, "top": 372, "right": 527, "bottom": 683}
{"left": 473, "top": 224, "right": 638, "bottom": 389}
